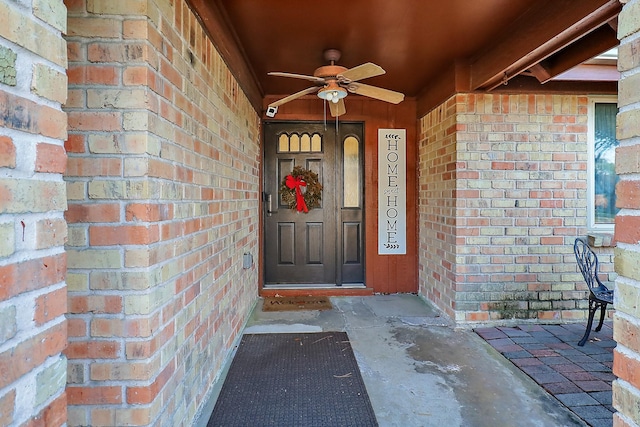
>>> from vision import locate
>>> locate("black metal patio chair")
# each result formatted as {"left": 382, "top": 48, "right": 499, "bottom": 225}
{"left": 573, "top": 238, "right": 614, "bottom": 346}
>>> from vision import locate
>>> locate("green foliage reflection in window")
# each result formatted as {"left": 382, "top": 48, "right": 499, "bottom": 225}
{"left": 593, "top": 103, "right": 619, "bottom": 224}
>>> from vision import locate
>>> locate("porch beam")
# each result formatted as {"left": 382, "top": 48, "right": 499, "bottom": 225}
{"left": 528, "top": 64, "right": 552, "bottom": 83}
{"left": 535, "top": 24, "right": 619, "bottom": 83}
{"left": 470, "top": 0, "right": 621, "bottom": 91}
{"left": 186, "top": 0, "right": 264, "bottom": 113}
{"left": 416, "top": 60, "right": 471, "bottom": 118}
{"left": 492, "top": 75, "right": 617, "bottom": 94}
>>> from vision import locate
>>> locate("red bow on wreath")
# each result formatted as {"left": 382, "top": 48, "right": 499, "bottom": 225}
{"left": 285, "top": 175, "right": 308, "bottom": 212}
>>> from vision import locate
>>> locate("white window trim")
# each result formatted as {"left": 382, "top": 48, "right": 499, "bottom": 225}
{"left": 587, "top": 96, "right": 617, "bottom": 232}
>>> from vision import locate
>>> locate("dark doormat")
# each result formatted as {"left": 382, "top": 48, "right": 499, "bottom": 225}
{"left": 207, "top": 332, "right": 378, "bottom": 427}
{"left": 262, "top": 296, "right": 332, "bottom": 312}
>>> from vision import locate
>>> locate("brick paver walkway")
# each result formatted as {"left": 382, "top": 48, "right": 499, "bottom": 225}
{"left": 476, "top": 322, "right": 615, "bottom": 427}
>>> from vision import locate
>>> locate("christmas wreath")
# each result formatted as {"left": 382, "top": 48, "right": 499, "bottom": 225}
{"left": 280, "top": 166, "right": 323, "bottom": 213}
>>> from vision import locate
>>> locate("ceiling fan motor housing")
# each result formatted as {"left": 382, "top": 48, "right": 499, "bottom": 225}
{"left": 314, "top": 64, "right": 349, "bottom": 103}
{"left": 314, "top": 65, "right": 348, "bottom": 79}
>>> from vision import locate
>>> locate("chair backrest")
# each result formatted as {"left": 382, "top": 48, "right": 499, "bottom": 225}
{"left": 573, "top": 238, "right": 601, "bottom": 291}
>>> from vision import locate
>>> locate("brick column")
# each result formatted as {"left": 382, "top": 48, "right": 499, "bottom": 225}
{"left": 418, "top": 97, "right": 459, "bottom": 319}
{"left": 612, "top": 1, "right": 640, "bottom": 425}
{"left": 0, "top": 1, "right": 68, "bottom": 426}
{"left": 64, "top": 0, "right": 260, "bottom": 425}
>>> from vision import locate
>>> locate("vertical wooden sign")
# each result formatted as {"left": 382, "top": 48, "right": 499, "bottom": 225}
{"left": 378, "top": 129, "right": 406, "bottom": 255}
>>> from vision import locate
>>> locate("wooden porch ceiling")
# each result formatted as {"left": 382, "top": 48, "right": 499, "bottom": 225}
{"left": 187, "top": 0, "right": 620, "bottom": 115}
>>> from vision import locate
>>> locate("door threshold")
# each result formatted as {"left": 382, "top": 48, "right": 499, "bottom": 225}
{"left": 260, "top": 285, "right": 374, "bottom": 297}
{"left": 265, "top": 283, "right": 365, "bottom": 289}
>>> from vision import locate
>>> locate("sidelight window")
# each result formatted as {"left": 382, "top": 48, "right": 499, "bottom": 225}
{"left": 343, "top": 136, "right": 360, "bottom": 208}
{"left": 588, "top": 98, "right": 619, "bottom": 230}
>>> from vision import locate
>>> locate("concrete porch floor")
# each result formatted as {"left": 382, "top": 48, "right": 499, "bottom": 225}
{"left": 195, "top": 295, "right": 588, "bottom": 427}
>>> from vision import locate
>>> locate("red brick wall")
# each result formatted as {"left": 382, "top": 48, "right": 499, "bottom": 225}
{"left": 0, "top": 1, "right": 69, "bottom": 426}
{"left": 419, "top": 93, "right": 615, "bottom": 323}
{"left": 612, "top": 0, "right": 640, "bottom": 425}
{"left": 418, "top": 96, "right": 458, "bottom": 319}
{"left": 64, "top": 0, "right": 260, "bottom": 425}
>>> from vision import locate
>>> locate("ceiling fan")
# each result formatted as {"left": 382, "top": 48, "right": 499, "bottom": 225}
{"left": 267, "top": 49, "right": 405, "bottom": 117}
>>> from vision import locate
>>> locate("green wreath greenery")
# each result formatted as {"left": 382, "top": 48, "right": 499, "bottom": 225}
{"left": 280, "top": 166, "right": 323, "bottom": 212}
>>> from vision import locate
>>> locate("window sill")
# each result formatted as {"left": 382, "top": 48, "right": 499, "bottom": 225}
{"left": 586, "top": 233, "right": 615, "bottom": 248}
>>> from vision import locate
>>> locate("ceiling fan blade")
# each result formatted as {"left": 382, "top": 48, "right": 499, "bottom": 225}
{"left": 328, "top": 98, "right": 346, "bottom": 117}
{"left": 347, "top": 82, "right": 404, "bottom": 104}
{"left": 338, "top": 63, "right": 385, "bottom": 82}
{"left": 268, "top": 87, "right": 319, "bottom": 108}
{"left": 268, "top": 72, "right": 325, "bottom": 84}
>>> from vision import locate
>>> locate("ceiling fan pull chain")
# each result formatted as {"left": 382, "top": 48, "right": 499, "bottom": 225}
{"left": 323, "top": 99, "right": 327, "bottom": 130}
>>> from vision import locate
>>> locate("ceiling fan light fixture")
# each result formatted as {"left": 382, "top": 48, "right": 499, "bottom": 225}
{"left": 317, "top": 86, "right": 347, "bottom": 103}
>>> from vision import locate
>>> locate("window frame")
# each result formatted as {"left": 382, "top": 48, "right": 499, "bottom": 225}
{"left": 587, "top": 96, "right": 618, "bottom": 232}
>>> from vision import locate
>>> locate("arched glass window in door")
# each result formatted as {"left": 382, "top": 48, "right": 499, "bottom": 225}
{"left": 343, "top": 136, "right": 360, "bottom": 208}
{"left": 277, "top": 133, "right": 322, "bottom": 153}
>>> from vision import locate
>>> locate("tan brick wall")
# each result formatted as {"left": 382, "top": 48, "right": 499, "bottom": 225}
{"left": 419, "top": 93, "right": 615, "bottom": 323}
{"left": 64, "top": 0, "right": 260, "bottom": 425}
{"left": 0, "top": 1, "right": 69, "bottom": 426}
{"left": 613, "top": 0, "right": 640, "bottom": 425}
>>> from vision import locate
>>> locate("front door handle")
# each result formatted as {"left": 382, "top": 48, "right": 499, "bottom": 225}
{"left": 264, "top": 192, "right": 276, "bottom": 216}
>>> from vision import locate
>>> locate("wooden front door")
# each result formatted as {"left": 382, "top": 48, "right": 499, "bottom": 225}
{"left": 264, "top": 122, "right": 364, "bottom": 287}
